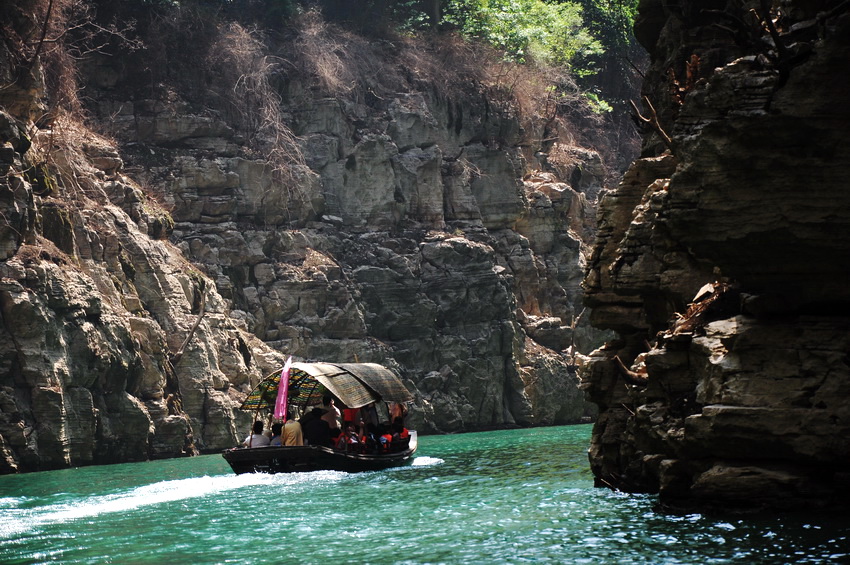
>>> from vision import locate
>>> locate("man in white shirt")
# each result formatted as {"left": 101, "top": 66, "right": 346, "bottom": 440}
{"left": 242, "top": 421, "right": 270, "bottom": 447}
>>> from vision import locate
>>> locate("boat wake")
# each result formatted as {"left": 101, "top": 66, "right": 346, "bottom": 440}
{"left": 0, "top": 471, "right": 346, "bottom": 540}
{"left": 411, "top": 456, "right": 444, "bottom": 467}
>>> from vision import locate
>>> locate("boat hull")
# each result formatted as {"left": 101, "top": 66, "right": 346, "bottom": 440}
{"left": 222, "top": 432, "right": 417, "bottom": 474}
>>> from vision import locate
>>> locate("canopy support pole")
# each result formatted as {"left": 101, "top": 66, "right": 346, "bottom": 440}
{"left": 248, "top": 402, "right": 263, "bottom": 448}
{"left": 302, "top": 379, "right": 321, "bottom": 413}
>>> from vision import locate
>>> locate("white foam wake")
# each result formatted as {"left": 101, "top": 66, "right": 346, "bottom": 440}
{"left": 0, "top": 470, "right": 346, "bottom": 539}
{"left": 411, "top": 456, "right": 444, "bottom": 467}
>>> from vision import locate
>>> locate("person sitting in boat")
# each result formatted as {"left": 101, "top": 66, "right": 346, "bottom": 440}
{"left": 390, "top": 418, "right": 410, "bottom": 451}
{"left": 242, "top": 421, "right": 270, "bottom": 448}
{"left": 283, "top": 410, "right": 304, "bottom": 446}
{"left": 334, "top": 423, "right": 360, "bottom": 451}
{"left": 361, "top": 423, "right": 380, "bottom": 453}
{"left": 303, "top": 407, "right": 332, "bottom": 447}
{"left": 379, "top": 424, "right": 394, "bottom": 452}
{"left": 299, "top": 406, "right": 318, "bottom": 427}
{"left": 392, "top": 418, "right": 409, "bottom": 439}
{"left": 269, "top": 423, "right": 284, "bottom": 446}
{"left": 329, "top": 427, "right": 342, "bottom": 447}
{"left": 392, "top": 417, "right": 409, "bottom": 439}
{"left": 359, "top": 403, "right": 377, "bottom": 427}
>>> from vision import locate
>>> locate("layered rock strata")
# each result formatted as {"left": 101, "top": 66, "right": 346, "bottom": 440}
{"left": 583, "top": 0, "right": 850, "bottom": 511}
{"left": 0, "top": 7, "right": 606, "bottom": 471}
{"left": 95, "top": 72, "right": 602, "bottom": 434}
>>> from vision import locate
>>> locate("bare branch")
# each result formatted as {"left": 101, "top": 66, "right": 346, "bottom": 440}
{"left": 613, "top": 355, "right": 648, "bottom": 387}
{"left": 757, "top": 0, "right": 789, "bottom": 61}
{"left": 630, "top": 96, "right": 675, "bottom": 154}
{"left": 29, "top": 0, "right": 55, "bottom": 68}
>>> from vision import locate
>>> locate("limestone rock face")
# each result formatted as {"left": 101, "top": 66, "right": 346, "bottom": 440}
{"left": 583, "top": 0, "right": 850, "bottom": 511}
{"left": 0, "top": 107, "right": 283, "bottom": 471}
{"left": 0, "top": 13, "right": 610, "bottom": 471}
{"left": 83, "top": 39, "right": 604, "bottom": 437}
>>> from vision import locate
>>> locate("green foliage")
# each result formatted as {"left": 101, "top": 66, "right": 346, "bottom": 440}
{"left": 583, "top": 90, "right": 612, "bottom": 113}
{"left": 443, "top": 0, "right": 602, "bottom": 66}
{"left": 578, "top": 0, "right": 638, "bottom": 47}
{"left": 391, "top": 0, "right": 433, "bottom": 32}
{"left": 569, "top": 0, "right": 643, "bottom": 111}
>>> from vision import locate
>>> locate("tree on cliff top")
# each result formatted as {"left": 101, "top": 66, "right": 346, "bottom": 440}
{"left": 441, "top": 0, "right": 602, "bottom": 67}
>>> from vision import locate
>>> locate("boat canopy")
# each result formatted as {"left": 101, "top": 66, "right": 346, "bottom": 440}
{"left": 239, "top": 362, "right": 413, "bottom": 412}
{"left": 331, "top": 363, "right": 413, "bottom": 404}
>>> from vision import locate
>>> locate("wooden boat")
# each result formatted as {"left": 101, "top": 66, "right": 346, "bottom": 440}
{"left": 223, "top": 361, "right": 417, "bottom": 474}
{"left": 223, "top": 431, "right": 418, "bottom": 474}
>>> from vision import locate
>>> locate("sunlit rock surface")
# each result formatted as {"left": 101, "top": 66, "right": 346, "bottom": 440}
{"left": 0, "top": 7, "right": 609, "bottom": 471}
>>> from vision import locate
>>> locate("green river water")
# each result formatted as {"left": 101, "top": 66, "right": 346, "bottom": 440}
{"left": 0, "top": 425, "right": 847, "bottom": 564}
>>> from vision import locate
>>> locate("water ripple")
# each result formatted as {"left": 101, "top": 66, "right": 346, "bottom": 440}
{"left": 1, "top": 426, "right": 848, "bottom": 565}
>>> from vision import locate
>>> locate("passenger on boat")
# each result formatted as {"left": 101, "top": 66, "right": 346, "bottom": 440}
{"left": 334, "top": 423, "right": 360, "bottom": 451}
{"left": 269, "top": 423, "right": 284, "bottom": 446}
{"left": 379, "top": 424, "right": 394, "bottom": 452}
{"left": 303, "top": 407, "right": 332, "bottom": 447}
{"left": 342, "top": 406, "right": 359, "bottom": 428}
{"left": 392, "top": 417, "right": 409, "bottom": 440}
{"left": 242, "top": 421, "right": 270, "bottom": 448}
{"left": 361, "top": 423, "right": 380, "bottom": 453}
{"left": 299, "top": 406, "right": 318, "bottom": 427}
{"left": 321, "top": 395, "right": 342, "bottom": 431}
{"left": 329, "top": 427, "right": 342, "bottom": 447}
{"left": 390, "top": 402, "right": 408, "bottom": 423}
{"left": 283, "top": 410, "right": 304, "bottom": 446}
{"left": 390, "top": 418, "right": 410, "bottom": 452}
{"left": 359, "top": 402, "right": 379, "bottom": 428}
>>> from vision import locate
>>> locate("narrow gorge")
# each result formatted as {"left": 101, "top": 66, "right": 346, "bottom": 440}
{"left": 2, "top": 0, "right": 846, "bottom": 516}
{"left": 0, "top": 1, "right": 612, "bottom": 472}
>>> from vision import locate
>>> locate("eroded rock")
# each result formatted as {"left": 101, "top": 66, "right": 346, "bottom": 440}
{"left": 583, "top": 0, "right": 850, "bottom": 511}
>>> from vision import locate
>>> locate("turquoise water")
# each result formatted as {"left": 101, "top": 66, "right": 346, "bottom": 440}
{"left": 0, "top": 425, "right": 847, "bottom": 564}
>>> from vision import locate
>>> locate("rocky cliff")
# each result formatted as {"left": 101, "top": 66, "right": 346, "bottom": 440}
{"left": 0, "top": 3, "right": 611, "bottom": 472}
{"left": 583, "top": 0, "right": 850, "bottom": 511}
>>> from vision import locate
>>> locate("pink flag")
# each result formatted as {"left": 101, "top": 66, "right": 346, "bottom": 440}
{"left": 273, "top": 356, "right": 292, "bottom": 421}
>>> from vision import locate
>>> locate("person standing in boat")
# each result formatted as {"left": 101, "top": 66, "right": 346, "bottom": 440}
{"left": 283, "top": 410, "right": 304, "bottom": 446}
{"left": 359, "top": 402, "right": 379, "bottom": 428}
{"left": 242, "top": 421, "right": 270, "bottom": 448}
{"left": 342, "top": 405, "right": 359, "bottom": 429}
{"left": 320, "top": 395, "right": 342, "bottom": 432}
{"left": 390, "top": 402, "right": 408, "bottom": 424}
{"left": 303, "top": 407, "right": 332, "bottom": 446}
